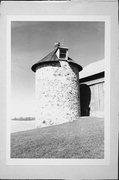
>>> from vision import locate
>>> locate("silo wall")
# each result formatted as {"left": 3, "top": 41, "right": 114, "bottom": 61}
{"left": 35, "top": 61, "right": 80, "bottom": 127}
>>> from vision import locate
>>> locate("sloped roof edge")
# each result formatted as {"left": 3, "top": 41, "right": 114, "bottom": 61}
{"left": 79, "top": 59, "right": 105, "bottom": 79}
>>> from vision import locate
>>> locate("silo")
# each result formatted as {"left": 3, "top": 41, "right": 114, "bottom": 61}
{"left": 31, "top": 43, "right": 83, "bottom": 127}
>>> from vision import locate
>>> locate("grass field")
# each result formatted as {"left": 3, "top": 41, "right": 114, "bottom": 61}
{"left": 11, "top": 117, "right": 104, "bottom": 159}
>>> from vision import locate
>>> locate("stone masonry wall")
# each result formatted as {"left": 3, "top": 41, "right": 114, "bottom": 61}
{"left": 35, "top": 61, "right": 80, "bottom": 127}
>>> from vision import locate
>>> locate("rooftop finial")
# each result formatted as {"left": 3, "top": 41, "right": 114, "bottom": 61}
{"left": 54, "top": 41, "right": 60, "bottom": 49}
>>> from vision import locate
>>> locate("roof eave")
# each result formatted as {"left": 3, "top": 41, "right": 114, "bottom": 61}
{"left": 31, "top": 59, "right": 83, "bottom": 72}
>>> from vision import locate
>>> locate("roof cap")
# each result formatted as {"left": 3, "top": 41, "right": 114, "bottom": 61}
{"left": 54, "top": 41, "right": 60, "bottom": 49}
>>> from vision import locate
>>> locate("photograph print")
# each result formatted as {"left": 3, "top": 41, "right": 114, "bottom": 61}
{"left": 10, "top": 19, "right": 105, "bottom": 160}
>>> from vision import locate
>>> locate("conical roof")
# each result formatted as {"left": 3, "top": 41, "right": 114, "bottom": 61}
{"left": 31, "top": 44, "right": 82, "bottom": 72}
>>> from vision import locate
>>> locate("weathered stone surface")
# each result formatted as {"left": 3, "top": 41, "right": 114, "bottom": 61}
{"left": 35, "top": 61, "right": 80, "bottom": 127}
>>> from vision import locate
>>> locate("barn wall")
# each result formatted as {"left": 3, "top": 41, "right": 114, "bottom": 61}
{"left": 80, "top": 76, "right": 104, "bottom": 117}
{"left": 35, "top": 61, "right": 80, "bottom": 127}
{"left": 89, "top": 81, "right": 104, "bottom": 117}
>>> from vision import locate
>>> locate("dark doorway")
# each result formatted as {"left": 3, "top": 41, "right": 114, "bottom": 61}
{"left": 80, "top": 84, "right": 91, "bottom": 116}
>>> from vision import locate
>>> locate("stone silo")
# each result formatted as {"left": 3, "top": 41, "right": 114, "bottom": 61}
{"left": 31, "top": 42, "right": 83, "bottom": 127}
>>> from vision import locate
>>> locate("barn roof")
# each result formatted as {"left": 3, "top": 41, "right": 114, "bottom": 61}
{"left": 79, "top": 59, "right": 104, "bottom": 79}
{"left": 31, "top": 44, "right": 82, "bottom": 72}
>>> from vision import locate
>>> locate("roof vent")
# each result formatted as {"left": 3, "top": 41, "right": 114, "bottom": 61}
{"left": 59, "top": 48, "right": 68, "bottom": 59}
{"left": 55, "top": 42, "right": 68, "bottom": 60}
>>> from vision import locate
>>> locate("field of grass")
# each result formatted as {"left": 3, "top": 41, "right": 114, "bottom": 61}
{"left": 11, "top": 117, "right": 104, "bottom": 159}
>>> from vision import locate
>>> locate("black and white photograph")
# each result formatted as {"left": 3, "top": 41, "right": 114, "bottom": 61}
{"left": 9, "top": 18, "right": 107, "bottom": 161}
{"left": 0, "top": 0, "right": 118, "bottom": 179}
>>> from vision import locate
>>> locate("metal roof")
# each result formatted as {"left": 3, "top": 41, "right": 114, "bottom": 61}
{"left": 79, "top": 59, "right": 104, "bottom": 79}
{"left": 31, "top": 46, "right": 82, "bottom": 72}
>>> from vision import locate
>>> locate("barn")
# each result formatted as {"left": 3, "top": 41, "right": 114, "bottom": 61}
{"left": 79, "top": 60, "right": 104, "bottom": 117}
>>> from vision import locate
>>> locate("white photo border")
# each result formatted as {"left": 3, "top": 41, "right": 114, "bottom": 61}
{"left": 6, "top": 15, "right": 111, "bottom": 166}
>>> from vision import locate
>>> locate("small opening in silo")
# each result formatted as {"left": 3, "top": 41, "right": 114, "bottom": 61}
{"left": 60, "top": 49, "right": 67, "bottom": 59}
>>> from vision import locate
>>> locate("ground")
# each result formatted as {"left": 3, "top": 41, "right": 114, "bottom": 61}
{"left": 11, "top": 117, "right": 104, "bottom": 159}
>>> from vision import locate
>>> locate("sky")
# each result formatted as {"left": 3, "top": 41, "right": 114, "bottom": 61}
{"left": 11, "top": 21, "right": 104, "bottom": 117}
